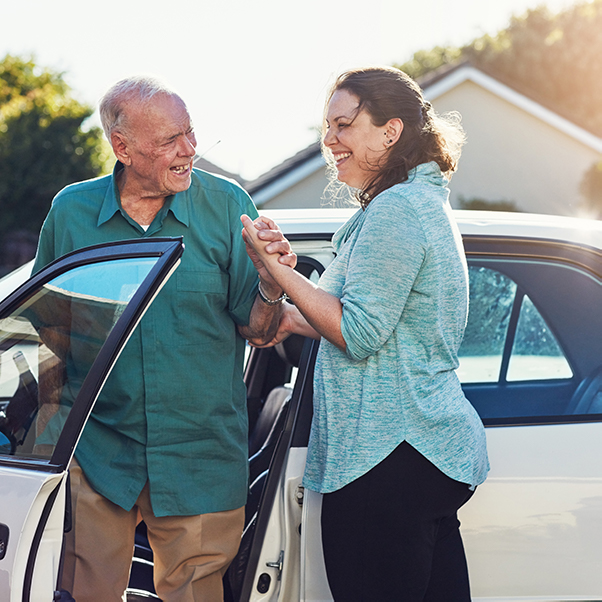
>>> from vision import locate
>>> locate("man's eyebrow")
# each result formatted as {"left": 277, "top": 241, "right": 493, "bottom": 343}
{"left": 164, "top": 130, "right": 186, "bottom": 143}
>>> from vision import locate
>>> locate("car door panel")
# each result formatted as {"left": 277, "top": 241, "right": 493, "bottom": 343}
{"left": 0, "top": 470, "right": 66, "bottom": 602}
{"left": 0, "top": 238, "right": 183, "bottom": 601}
{"left": 459, "top": 242, "right": 602, "bottom": 599}
{"left": 464, "top": 381, "right": 577, "bottom": 423}
{"left": 460, "top": 421, "right": 602, "bottom": 598}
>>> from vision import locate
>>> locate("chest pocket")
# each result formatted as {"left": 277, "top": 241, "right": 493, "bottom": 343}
{"left": 176, "top": 269, "right": 231, "bottom": 346}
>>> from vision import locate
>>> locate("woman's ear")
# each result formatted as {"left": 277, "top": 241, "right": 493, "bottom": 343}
{"left": 384, "top": 118, "right": 404, "bottom": 147}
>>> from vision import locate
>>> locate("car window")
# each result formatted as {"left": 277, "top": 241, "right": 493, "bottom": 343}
{"left": 508, "top": 295, "right": 572, "bottom": 381}
{"left": 457, "top": 266, "right": 572, "bottom": 384}
{"left": 0, "top": 258, "right": 157, "bottom": 460}
{"left": 457, "top": 267, "right": 516, "bottom": 383}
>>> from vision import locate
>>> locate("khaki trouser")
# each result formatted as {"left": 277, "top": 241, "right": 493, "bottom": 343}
{"left": 61, "top": 460, "right": 245, "bottom": 602}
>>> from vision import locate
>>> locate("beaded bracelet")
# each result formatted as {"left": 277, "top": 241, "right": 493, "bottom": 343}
{"left": 258, "top": 282, "right": 288, "bottom": 305}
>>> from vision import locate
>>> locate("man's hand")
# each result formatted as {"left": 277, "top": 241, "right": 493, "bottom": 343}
{"left": 245, "top": 302, "right": 320, "bottom": 348}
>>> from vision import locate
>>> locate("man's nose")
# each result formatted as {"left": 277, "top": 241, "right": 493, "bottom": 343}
{"left": 179, "top": 133, "right": 197, "bottom": 156}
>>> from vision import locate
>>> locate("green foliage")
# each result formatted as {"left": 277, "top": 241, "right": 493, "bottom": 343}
{"left": 395, "top": 46, "right": 462, "bottom": 80}
{"left": 395, "top": 1, "right": 602, "bottom": 137}
{"left": 458, "top": 197, "right": 521, "bottom": 212}
{"left": 0, "top": 54, "right": 112, "bottom": 240}
{"left": 580, "top": 158, "right": 602, "bottom": 217}
{"left": 467, "top": 2, "right": 602, "bottom": 137}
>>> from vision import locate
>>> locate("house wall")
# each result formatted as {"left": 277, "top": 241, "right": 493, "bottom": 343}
{"left": 256, "top": 167, "right": 336, "bottom": 209}
{"left": 431, "top": 80, "right": 599, "bottom": 216}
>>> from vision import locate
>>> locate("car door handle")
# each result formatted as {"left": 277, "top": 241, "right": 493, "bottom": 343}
{"left": 0, "top": 523, "right": 9, "bottom": 560}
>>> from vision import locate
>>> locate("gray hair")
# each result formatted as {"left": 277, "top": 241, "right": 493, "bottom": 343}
{"left": 99, "top": 76, "right": 179, "bottom": 140}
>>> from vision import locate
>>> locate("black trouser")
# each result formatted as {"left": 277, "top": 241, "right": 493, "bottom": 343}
{"left": 321, "top": 441, "right": 474, "bottom": 601}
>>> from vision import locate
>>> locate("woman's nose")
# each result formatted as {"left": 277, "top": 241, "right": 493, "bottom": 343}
{"left": 323, "top": 128, "right": 336, "bottom": 147}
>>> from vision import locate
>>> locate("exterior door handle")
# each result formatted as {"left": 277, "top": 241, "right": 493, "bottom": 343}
{"left": 0, "top": 523, "right": 9, "bottom": 560}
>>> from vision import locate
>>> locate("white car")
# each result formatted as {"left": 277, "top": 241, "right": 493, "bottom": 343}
{"left": 3, "top": 209, "right": 602, "bottom": 601}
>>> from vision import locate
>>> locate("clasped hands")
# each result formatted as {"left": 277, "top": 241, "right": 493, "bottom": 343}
{"left": 241, "top": 215, "right": 296, "bottom": 287}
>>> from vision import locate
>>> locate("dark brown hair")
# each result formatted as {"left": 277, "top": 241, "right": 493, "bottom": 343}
{"left": 323, "top": 66, "right": 465, "bottom": 207}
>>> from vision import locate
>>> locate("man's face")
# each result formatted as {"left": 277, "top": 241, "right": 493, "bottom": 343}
{"left": 122, "top": 94, "right": 197, "bottom": 198}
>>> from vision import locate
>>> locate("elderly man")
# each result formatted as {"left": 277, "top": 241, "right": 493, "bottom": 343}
{"left": 33, "top": 77, "right": 291, "bottom": 601}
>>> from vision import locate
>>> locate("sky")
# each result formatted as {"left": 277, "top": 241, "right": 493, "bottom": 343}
{"left": 1, "top": 0, "right": 578, "bottom": 181}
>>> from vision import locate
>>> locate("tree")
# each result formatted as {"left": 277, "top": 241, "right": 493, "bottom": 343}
{"left": 395, "top": 1, "right": 602, "bottom": 137}
{"left": 396, "top": 46, "right": 462, "bottom": 81}
{"left": 458, "top": 197, "right": 521, "bottom": 213}
{"left": 0, "top": 55, "right": 111, "bottom": 257}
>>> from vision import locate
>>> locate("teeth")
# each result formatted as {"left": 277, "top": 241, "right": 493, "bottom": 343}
{"left": 334, "top": 152, "right": 351, "bottom": 162}
{"left": 172, "top": 165, "right": 188, "bottom": 174}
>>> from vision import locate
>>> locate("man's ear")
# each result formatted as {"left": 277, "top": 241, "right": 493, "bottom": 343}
{"left": 111, "top": 132, "right": 132, "bottom": 166}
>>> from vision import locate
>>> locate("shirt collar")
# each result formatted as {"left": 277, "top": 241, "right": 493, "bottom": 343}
{"left": 97, "top": 161, "right": 191, "bottom": 229}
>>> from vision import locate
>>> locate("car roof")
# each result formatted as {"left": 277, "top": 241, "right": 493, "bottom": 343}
{"left": 262, "top": 208, "right": 602, "bottom": 250}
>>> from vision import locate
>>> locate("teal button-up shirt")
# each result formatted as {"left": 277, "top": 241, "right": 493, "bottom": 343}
{"left": 33, "top": 163, "right": 259, "bottom": 516}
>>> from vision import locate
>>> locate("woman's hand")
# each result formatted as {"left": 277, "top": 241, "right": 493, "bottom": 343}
{"left": 242, "top": 215, "right": 296, "bottom": 268}
{"left": 242, "top": 215, "right": 296, "bottom": 298}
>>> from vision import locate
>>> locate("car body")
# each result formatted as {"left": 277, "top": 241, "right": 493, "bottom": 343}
{"left": 3, "top": 209, "right": 602, "bottom": 601}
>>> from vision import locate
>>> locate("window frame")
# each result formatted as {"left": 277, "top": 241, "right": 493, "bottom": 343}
{"left": 464, "top": 235, "right": 602, "bottom": 427}
{"left": 0, "top": 237, "right": 184, "bottom": 473}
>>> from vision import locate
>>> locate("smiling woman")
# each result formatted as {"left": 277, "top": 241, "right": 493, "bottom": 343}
{"left": 322, "top": 67, "right": 465, "bottom": 207}
{"left": 241, "top": 66, "right": 488, "bottom": 601}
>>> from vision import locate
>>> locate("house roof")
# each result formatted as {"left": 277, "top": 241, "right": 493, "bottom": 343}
{"left": 193, "top": 156, "right": 245, "bottom": 185}
{"left": 245, "top": 140, "right": 325, "bottom": 206}
{"left": 421, "top": 62, "right": 602, "bottom": 153}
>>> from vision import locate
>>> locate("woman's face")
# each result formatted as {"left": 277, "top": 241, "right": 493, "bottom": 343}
{"left": 323, "top": 89, "right": 390, "bottom": 190}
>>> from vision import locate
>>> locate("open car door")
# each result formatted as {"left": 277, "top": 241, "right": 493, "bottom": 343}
{"left": 0, "top": 237, "right": 183, "bottom": 602}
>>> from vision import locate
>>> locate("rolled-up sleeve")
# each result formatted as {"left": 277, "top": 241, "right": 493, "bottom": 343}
{"left": 226, "top": 190, "right": 260, "bottom": 326}
{"left": 340, "top": 193, "right": 427, "bottom": 361}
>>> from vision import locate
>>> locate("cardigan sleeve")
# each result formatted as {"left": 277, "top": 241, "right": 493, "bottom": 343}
{"left": 340, "top": 191, "right": 427, "bottom": 361}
